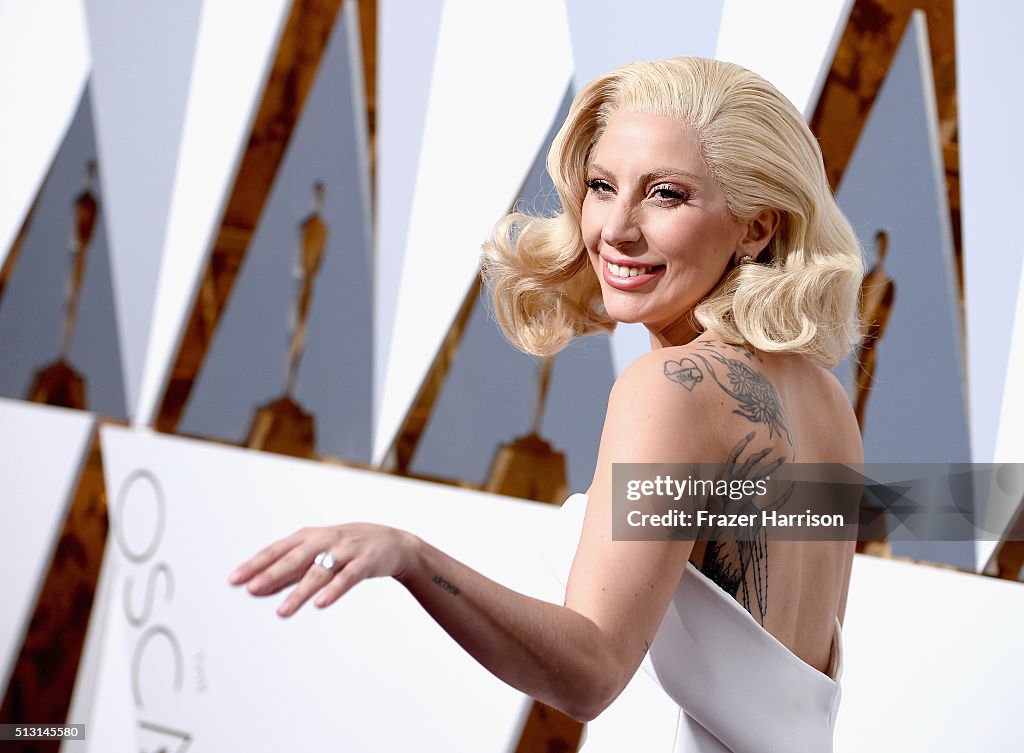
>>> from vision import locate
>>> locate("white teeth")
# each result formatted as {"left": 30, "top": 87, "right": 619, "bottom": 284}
{"left": 608, "top": 262, "right": 651, "bottom": 278}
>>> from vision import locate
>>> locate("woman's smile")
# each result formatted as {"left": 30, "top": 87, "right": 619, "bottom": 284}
{"left": 601, "top": 256, "right": 666, "bottom": 289}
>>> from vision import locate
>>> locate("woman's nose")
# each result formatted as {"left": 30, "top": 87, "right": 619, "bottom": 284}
{"left": 600, "top": 200, "right": 641, "bottom": 247}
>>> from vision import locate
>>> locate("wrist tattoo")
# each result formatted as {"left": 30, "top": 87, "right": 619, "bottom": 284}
{"left": 432, "top": 574, "right": 460, "bottom": 596}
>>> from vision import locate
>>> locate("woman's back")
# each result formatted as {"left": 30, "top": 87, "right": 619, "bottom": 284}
{"left": 678, "top": 335, "right": 862, "bottom": 676}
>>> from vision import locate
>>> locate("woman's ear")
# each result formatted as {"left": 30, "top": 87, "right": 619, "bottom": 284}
{"left": 736, "top": 208, "right": 780, "bottom": 261}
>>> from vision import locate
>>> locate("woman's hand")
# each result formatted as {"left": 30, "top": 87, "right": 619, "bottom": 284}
{"left": 228, "top": 523, "right": 418, "bottom": 617}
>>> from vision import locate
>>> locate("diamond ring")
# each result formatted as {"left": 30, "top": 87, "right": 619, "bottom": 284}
{"left": 313, "top": 551, "right": 337, "bottom": 572}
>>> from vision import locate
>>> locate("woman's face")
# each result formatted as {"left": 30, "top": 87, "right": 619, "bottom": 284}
{"left": 581, "top": 110, "right": 745, "bottom": 345}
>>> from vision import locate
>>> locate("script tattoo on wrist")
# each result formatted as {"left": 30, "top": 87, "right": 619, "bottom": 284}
{"left": 432, "top": 574, "right": 460, "bottom": 596}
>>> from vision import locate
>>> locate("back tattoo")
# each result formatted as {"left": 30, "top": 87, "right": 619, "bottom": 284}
{"left": 663, "top": 341, "right": 794, "bottom": 624}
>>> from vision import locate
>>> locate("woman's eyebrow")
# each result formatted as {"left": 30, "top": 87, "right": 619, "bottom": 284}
{"left": 642, "top": 167, "right": 705, "bottom": 184}
{"left": 588, "top": 163, "right": 705, "bottom": 185}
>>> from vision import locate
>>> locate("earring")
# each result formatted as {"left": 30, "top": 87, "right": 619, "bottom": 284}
{"left": 738, "top": 254, "right": 754, "bottom": 265}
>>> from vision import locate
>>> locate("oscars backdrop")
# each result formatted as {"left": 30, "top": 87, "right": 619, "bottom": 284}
{"left": 1, "top": 0, "right": 1023, "bottom": 751}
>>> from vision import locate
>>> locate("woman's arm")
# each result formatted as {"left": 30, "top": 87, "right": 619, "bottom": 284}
{"left": 395, "top": 535, "right": 624, "bottom": 721}
{"left": 230, "top": 350, "right": 709, "bottom": 721}
{"left": 230, "top": 519, "right": 624, "bottom": 719}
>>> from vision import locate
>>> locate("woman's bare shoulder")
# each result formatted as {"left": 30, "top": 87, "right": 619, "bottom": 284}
{"left": 613, "top": 334, "right": 760, "bottom": 393}
{"left": 605, "top": 336, "right": 777, "bottom": 463}
{"left": 610, "top": 338, "right": 742, "bottom": 418}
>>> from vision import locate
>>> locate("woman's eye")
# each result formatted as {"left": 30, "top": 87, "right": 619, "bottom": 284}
{"left": 586, "top": 178, "right": 613, "bottom": 194}
{"left": 651, "top": 185, "right": 689, "bottom": 203}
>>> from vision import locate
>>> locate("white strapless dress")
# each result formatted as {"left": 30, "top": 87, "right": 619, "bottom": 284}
{"left": 540, "top": 493, "right": 844, "bottom": 753}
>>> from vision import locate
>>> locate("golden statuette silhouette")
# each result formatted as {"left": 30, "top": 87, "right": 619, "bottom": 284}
{"left": 854, "top": 229, "right": 896, "bottom": 429}
{"left": 854, "top": 230, "right": 895, "bottom": 558}
{"left": 28, "top": 162, "right": 98, "bottom": 409}
{"left": 246, "top": 182, "right": 327, "bottom": 458}
{"left": 485, "top": 355, "right": 569, "bottom": 505}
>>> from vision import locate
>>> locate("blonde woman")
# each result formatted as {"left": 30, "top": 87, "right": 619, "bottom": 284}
{"left": 231, "top": 57, "right": 864, "bottom": 752}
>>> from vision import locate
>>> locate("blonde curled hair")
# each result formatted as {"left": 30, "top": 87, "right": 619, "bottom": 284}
{"left": 481, "top": 56, "right": 863, "bottom": 368}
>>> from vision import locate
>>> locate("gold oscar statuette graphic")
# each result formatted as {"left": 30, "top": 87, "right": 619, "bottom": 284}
{"left": 246, "top": 182, "right": 327, "bottom": 458}
{"left": 28, "top": 162, "right": 98, "bottom": 410}
{"left": 485, "top": 356, "right": 569, "bottom": 505}
{"left": 854, "top": 230, "right": 895, "bottom": 557}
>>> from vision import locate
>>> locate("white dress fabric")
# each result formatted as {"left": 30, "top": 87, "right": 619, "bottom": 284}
{"left": 540, "top": 493, "right": 844, "bottom": 753}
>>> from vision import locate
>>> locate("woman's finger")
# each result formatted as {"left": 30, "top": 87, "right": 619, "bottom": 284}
{"left": 246, "top": 542, "right": 322, "bottom": 596}
{"left": 277, "top": 550, "right": 352, "bottom": 617}
{"left": 313, "top": 559, "right": 367, "bottom": 608}
{"left": 228, "top": 531, "right": 304, "bottom": 585}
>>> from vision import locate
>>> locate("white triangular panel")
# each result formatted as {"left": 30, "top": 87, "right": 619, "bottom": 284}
{"left": 564, "top": 0, "right": 726, "bottom": 376}
{"left": 136, "top": 0, "right": 292, "bottom": 425}
{"left": 374, "top": 0, "right": 445, "bottom": 434}
{"left": 0, "top": 0, "right": 89, "bottom": 267}
{"left": 956, "top": 0, "right": 1024, "bottom": 471}
{"left": 81, "top": 0, "right": 203, "bottom": 421}
{"left": 977, "top": 260, "right": 1024, "bottom": 571}
{"left": 0, "top": 398, "right": 94, "bottom": 697}
{"left": 373, "top": 0, "right": 573, "bottom": 464}
{"left": 565, "top": 0, "right": 724, "bottom": 92}
{"left": 716, "top": 0, "right": 853, "bottom": 116}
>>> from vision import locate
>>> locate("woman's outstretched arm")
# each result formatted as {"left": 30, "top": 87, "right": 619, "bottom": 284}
{"left": 396, "top": 534, "right": 627, "bottom": 721}
{"left": 230, "top": 350, "right": 710, "bottom": 721}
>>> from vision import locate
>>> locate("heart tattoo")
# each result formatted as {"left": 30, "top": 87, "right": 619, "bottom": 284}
{"left": 664, "top": 358, "right": 703, "bottom": 391}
